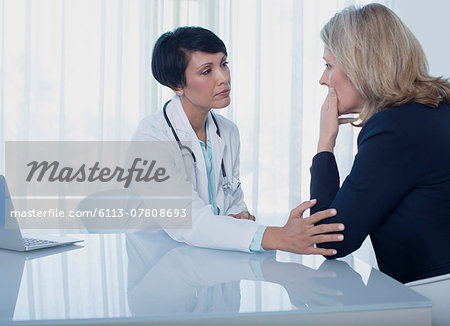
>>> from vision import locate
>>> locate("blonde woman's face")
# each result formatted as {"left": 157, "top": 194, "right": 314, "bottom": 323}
{"left": 319, "top": 48, "right": 364, "bottom": 115}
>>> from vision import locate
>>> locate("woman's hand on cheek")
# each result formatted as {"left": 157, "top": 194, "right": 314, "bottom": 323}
{"left": 318, "top": 88, "right": 339, "bottom": 153}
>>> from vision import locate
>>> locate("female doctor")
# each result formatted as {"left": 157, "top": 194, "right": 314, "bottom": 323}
{"left": 132, "top": 26, "right": 344, "bottom": 254}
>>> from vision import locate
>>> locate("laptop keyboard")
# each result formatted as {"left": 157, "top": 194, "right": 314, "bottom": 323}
{"left": 23, "top": 237, "right": 58, "bottom": 247}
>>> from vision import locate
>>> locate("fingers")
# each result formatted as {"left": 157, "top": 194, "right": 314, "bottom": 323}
{"left": 312, "top": 223, "right": 345, "bottom": 235}
{"left": 322, "top": 87, "right": 338, "bottom": 114}
{"left": 311, "top": 233, "right": 344, "bottom": 244}
{"left": 306, "top": 208, "right": 337, "bottom": 224}
{"left": 289, "top": 199, "right": 317, "bottom": 219}
{"left": 338, "top": 117, "right": 358, "bottom": 125}
{"left": 318, "top": 88, "right": 339, "bottom": 153}
{"left": 328, "top": 87, "right": 337, "bottom": 104}
{"left": 240, "top": 211, "right": 256, "bottom": 221}
{"left": 321, "top": 88, "right": 338, "bottom": 115}
{"left": 240, "top": 212, "right": 249, "bottom": 219}
{"left": 305, "top": 247, "right": 338, "bottom": 256}
{"left": 229, "top": 211, "right": 256, "bottom": 221}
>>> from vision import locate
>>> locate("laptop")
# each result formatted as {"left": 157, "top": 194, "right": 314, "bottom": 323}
{"left": 0, "top": 175, "right": 83, "bottom": 251}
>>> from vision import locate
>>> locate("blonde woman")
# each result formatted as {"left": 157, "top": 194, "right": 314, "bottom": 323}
{"left": 311, "top": 3, "right": 450, "bottom": 283}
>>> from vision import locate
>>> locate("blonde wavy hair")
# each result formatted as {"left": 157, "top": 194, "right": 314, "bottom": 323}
{"left": 321, "top": 3, "right": 450, "bottom": 125}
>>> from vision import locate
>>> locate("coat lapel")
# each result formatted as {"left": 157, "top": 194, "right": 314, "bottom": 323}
{"left": 166, "top": 96, "right": 209, "bottom": 203}
{"left": 208, "top": 113, "right": 225, "bottom": 213}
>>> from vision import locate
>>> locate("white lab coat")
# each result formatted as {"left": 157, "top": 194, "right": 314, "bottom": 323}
{"left": 131, "top": 95, "right": 260, "bottom": 252}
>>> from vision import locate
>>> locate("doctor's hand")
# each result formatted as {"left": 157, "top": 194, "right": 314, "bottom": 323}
{"left": 261, "top": 199, "right": 344, "bottom": 256}
{"left": 228, "top": 211, "right": 256, "bottom": 221}
{"left": 318, "top": 87, "right": 358, "bottom": 153}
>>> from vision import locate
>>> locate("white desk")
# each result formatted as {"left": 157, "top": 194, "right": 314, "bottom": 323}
{"left": 0, "top": 231, "right": 431, "bottom": 325}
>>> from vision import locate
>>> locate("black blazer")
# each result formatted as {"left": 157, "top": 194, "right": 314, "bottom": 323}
{"left": 310, "top": 102, "right": 450, "bottom": 284}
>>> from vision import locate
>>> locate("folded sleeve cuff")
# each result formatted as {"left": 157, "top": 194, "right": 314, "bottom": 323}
{"left": 249, "top": 225, "right": 268, "bottom": 252}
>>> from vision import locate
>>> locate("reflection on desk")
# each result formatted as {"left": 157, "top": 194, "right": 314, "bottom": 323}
{"left": 0, "top": 231, "right": 431, "bottom": 325}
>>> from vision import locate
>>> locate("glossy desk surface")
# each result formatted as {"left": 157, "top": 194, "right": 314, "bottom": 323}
{"left": 0, "top": 232, "right": 431, "bottom": 325}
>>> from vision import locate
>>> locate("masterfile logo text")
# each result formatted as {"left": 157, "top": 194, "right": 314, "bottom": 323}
{"left": 4, "top": 141, "right": 193, "bottom": 230}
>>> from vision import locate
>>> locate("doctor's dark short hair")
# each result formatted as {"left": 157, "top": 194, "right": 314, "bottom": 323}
{"left": 151, "top": 26, "right": 228, "bottom": 90}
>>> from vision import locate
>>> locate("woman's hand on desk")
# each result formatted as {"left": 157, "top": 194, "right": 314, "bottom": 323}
{"left": 261, "top": 199, "right": 344, "bottom": 255}
{"left": 228, "top": 211, "right": 256, "bottom": 221}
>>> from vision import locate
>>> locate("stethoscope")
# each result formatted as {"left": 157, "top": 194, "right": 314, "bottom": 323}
{"left": 162, "top": 100, "right": 232, "bottom": 195}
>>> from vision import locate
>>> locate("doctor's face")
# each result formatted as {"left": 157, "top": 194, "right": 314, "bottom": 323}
{"left": 179, "top": 51, "right": 231, "bottom": 111}
{"left": 319, "top": 48, "right": 364, "bottom": 115}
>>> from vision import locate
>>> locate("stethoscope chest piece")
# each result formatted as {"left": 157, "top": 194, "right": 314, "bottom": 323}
{"left": 222, "top": 177, "right": 232, "bottom": 195}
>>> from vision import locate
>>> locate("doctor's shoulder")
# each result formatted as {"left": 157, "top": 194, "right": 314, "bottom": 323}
{"left": 211, "top": 113, "right": 241, "bottom": 141}
{"left": 131, "top": 111, "right": 170, "bottom": 142}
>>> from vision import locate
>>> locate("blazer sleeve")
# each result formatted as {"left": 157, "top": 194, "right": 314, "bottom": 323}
{"left": 310, "top": 113, "right": 417, "bottom": 258}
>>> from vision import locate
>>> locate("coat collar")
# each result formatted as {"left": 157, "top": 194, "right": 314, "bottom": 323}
{"left": 165, "top": 95, "right": 194, "bottom": 136}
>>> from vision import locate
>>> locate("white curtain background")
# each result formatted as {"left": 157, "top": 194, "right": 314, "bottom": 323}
{"left": 1, "top": 0, "right": 450, "bottom": 315}
{"left": 0, "top": 0, "right": 394, "bottom": 213}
